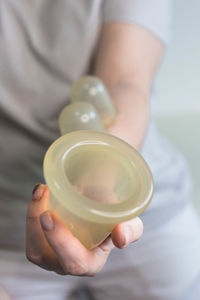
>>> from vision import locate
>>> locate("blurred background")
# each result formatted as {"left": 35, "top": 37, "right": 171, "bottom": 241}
{"left": 154, "top": 0, "right": 200, "bottom": 114}
{"left": 154, "top": 0, "right": 200, "bottom": 212}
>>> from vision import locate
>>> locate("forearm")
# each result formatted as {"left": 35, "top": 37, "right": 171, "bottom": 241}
{"left": 93, "top": 23, "right": 164, "bottom": 150}
{"left": 100, "top": 82, "right": 150, "bottom": 150}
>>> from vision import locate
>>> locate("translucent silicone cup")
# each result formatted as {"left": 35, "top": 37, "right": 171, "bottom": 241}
{"left": 58, "top": 102, "right": 105, "bottom": 135}
{"left": 69, "top": 76, "right": 117, "bottom": 127}
{"left": 43, "top": 130, "right": 154, "bottom": 249}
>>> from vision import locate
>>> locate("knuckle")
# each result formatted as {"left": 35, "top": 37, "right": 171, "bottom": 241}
{"left": 26, "top": 204, "right": 38, "bottom": 220}
{"left": 26, "top": 208, "right": 39, "bottom": 220}
{"left": 26, "top": 251, "right": 43, "bottom": 266}
{"left": 55, "top": 238, "right": 65, "bottom": 250}
{"left": 55, "top": 269, "right": 67, "bottom": 276}
{"left": 63, "top": 260, "right": 88, "bottom": 276}
{"left": 86, "top": 261, "right": 104, "bottom": 277}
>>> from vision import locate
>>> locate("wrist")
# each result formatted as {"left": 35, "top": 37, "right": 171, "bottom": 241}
{"left": 105, "top": 83, "right": 150, "bottom": 150}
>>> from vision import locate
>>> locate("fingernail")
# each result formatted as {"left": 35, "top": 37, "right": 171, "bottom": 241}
{"left": 40, "top": 212, "right": 54, "bottom": 232}
{"left": 32, "top": 184, "right": 44, "bottom": 201}
{"left": 123, "top": 226, "right": 132, "bottom": 246}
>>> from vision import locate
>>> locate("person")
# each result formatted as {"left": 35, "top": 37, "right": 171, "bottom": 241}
{"left": 0, "top": 0, "right": 200, "bottom": 299}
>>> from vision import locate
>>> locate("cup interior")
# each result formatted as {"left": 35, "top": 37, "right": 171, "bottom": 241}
{"left": 63, "top": 143, "right": 140, "bottom": 205}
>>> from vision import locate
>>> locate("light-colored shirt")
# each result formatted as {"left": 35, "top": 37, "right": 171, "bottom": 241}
{"left": 1, "top": 0, "right": 190, "bottom": 253}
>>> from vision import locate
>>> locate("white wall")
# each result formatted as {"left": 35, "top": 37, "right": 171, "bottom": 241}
{"left": 154, "top": 0, "right": 200, "bottom": 115}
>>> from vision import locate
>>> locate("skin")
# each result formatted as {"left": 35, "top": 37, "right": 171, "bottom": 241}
{"left": 94, "top": 23, "right": 164, "bottom": 149}
{"left": 26, "top": 23, "right": 164, "bottom": 276}
{"left": 0, "top": 287, "right": 10, "bottom": 300}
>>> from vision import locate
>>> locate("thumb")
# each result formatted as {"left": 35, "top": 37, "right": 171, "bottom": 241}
{"left": 111, "top": 217, "right": 143, "bottom": 249}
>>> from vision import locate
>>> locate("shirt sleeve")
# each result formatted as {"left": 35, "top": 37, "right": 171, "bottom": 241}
{"left": 102, "top": 0, "right": 171, "bottom": 45}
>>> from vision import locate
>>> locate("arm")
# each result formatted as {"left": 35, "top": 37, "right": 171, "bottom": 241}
{"left": 26, "top": 23, "right": 163, "bottom": 277}
{"left": 93, "top": 23, "right": 164, "bottom": 149}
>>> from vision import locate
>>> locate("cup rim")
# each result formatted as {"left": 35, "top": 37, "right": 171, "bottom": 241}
{"left": 43, "top": 130, "right": 154, "bottom": 224}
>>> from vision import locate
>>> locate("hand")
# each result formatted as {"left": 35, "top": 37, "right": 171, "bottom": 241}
{"left": 26, "top": 184, "right": 143, "bottom": 276}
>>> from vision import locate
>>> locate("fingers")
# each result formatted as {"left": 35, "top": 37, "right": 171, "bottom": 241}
{"left": 26, "top": 184, "right": 143, "bottom": 276}
{"left": 27, "top": 184, "right": 115, "bottom": 276}
{"left": 111, "top": 217, "right": 143, "bottom": 249}
{"left": 26, "top": 184, "right": 48, "bottom": 260}
{"left": 26, "top": 184, "right": 62, "bottom": 272}
{"left": 40, "top": 211, "right": 97, "bottom": 276}
{"left": 40, "top": 212, "right": 115, "bottom": 276}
